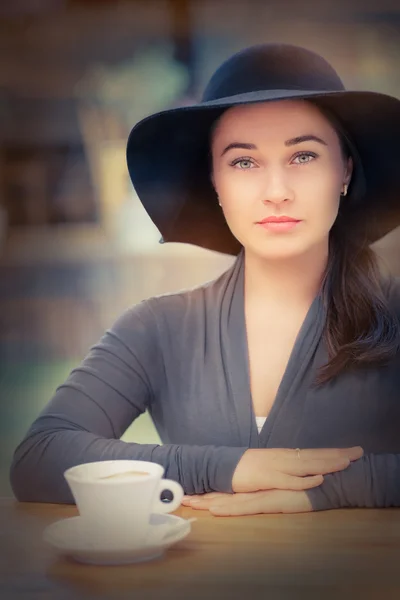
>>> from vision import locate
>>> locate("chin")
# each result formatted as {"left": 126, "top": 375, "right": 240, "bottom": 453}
{"left": 245, "top": 238, "right": 312, "bottom": 261}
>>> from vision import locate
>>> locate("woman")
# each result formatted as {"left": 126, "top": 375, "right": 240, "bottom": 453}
{"left": 10, "top": 44, "right": 400, "bottom": 515}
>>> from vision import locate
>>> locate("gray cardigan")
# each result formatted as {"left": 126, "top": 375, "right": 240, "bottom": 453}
{"left": 10, "top": 250, "right": 400, "bottom": 510}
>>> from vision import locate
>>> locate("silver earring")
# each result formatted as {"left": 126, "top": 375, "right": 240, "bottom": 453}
{"left": 341, "top": 184, "right": 348, "bottom": 197}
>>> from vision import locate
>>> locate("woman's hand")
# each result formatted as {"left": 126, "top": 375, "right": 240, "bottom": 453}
{"left": 182, "top": 490, "right": 313, "bottom": 516}
{"left": 231, "top": 446, "right": 364, "bottom": 493}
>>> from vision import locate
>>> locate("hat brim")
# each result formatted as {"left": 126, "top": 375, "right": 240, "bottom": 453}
{"left": 127, "top": 89, "right": 400, "bottom": 255}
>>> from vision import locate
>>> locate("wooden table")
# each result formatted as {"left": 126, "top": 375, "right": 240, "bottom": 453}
{"left": 1, "top": 497, "right": 400, "bottom": 600}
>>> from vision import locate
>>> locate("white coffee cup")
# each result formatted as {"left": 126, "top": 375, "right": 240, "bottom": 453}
{"left": 64, "top": 460, "right": 184, "bottom": 546}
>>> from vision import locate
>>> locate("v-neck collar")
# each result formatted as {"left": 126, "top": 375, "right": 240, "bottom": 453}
{"left": 220, "top": 249, "right": 326, "bottom": 449}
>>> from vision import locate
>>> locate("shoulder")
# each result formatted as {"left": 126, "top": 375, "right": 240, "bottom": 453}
{"left": 110, "top": 263, "right": 232, "bottom": 337}
{"left": 106, "top": 253, "right": 241, "bottom": 350}
{"left": 145, "top": 268, "right": 227, "bottom": 325}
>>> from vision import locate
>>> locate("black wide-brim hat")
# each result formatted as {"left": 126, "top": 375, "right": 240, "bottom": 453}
{"left": 127, "top": 43, "right": 400, "bottom": 255}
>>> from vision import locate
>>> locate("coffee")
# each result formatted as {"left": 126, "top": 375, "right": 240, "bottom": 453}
{"left": 97, "top": 470, "right": 150, "bottom": 480}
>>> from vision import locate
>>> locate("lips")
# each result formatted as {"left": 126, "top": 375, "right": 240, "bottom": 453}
{"left": 258, "top": 216, "right": 300, "bottom": 224}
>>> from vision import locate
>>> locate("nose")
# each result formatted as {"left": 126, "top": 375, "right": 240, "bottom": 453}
{"left": 261, "top": 167, "right": 293, "bottom": 205}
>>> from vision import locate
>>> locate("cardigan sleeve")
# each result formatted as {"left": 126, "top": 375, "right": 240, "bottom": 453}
{"left": 9, "top": 300, "right": 246, "bottom": 504}
{"left": 306, "top": 274, "right": 400, "bottom": 510}
{"left": 306, "top": 454, "right": 400, "bottom": 510}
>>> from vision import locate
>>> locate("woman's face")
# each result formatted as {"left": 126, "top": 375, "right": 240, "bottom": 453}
{"left": 211, "top": 100, "right": 353, "bottom": 261}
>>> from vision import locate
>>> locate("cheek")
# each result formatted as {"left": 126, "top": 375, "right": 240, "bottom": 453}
{"left": 214, "top": 170, "right": 261, "bottom": 208}
{"left": 295, "top": 167, "right": 341, "bottom": 222}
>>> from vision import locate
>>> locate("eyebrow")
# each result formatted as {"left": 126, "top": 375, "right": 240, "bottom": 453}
{"left": 285, "top": 134, "right": 328, "bottom": 147}
{"left": 220, "top": 134, "right": 328, "bottom": 156}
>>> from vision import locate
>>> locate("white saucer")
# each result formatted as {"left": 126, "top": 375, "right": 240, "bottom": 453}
{"left": 43, "top": 513, "right": 193, "bottom": 566}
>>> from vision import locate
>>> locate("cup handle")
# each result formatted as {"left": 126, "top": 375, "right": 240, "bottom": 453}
{"left": 153, "top": 479, "right": 184, "bottom": 514}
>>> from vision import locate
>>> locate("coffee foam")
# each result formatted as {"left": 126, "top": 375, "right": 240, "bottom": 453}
{"left": 96, "top": 470, "right": 150, "bottom": 481}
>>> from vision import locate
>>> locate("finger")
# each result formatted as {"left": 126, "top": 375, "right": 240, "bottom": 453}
{"left": 199, "top": 492, "right": 228, "bottom": 500}
{"left": 210, "top": 490, "right": 312, "bottom": 516}
{"left": 299, "top": 446, "right": 363, "bottom": 461}
{"left": 189, "top": 502, "right": 211, "bottom": 511}
{"left": 268, "top": 446, "right": 363, "bottom": 462}
{"left": 184, "top": 493, "right": 232, "bottom": 509}
{"left": 209, "top": 495, "right": 275, "bottom": 516}
{"left": 191, "top": 493, "right": 255, "bottom": 513}
{"left": 183, "top": 492, "right": 224, "bottom": 502}
{"left": 266, "top": 471, "right": 324, "bottom": 491}
{"left": 291, "top": 474, "right": 324, "bottom": 489}
{"left": 277, "top": 457, "right": 351, "bottom": 477}
{"left": 198, "top": 492, "right": 261, "bottom": 506}
{"left": 181, "top": 494, "right": 207, "bottom": 506}
{"left": 181, "top": 497, "right": 193, "bottom": 505}
{"left": 188, "top": 497, "right": 230, "bottom": 510}
{"left": 303, "top": 446, "right": 363, "bottom": 461}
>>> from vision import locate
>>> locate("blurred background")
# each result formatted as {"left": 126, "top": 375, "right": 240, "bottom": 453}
{"left": 0, "top": 0, "right": 399, "bottom": 497}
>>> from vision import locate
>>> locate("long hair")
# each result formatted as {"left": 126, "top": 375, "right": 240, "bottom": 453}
{"left": 315, "top": 215, "right": 400, "bottom": 385}
{"left": 314, "top": 105, "right": 400, "bottom": 385}
{"left": 209, "top": 102, "right": 400, "bottom": 385}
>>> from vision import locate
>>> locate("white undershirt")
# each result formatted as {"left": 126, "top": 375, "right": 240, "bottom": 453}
{"left": 255, "top": 416, "right": 267, "bottom": 434}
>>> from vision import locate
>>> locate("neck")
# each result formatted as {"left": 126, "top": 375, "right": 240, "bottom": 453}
{"left": 243, "top": 242, "right": 329, "bottom": 309}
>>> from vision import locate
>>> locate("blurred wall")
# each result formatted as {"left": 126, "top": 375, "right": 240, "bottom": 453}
{"left": 0, "top": 0, "right": 399, "bottom": 497}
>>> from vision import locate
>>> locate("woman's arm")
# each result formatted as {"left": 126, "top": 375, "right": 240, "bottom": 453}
{"left": 9, "top": 301, "right": 247, "bottom": 503}
{"left": 181, "top": 454, "right": 400, "bottom": 514}
{"left": 305, "top": 453, "right": 400, "bottom": 510}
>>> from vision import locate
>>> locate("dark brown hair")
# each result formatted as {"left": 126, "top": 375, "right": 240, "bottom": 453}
{"left": 311, "top": 103, "right": 400, "bottom": 384}
{"left": 316, "top": 218, "right": 400, "bottom": 385}
{"left": 210, "top": 101, "right": 400, "bottom": 385}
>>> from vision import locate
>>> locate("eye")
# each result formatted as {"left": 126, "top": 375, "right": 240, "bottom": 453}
{"left": 230, "top": 157, "right": 256, "bottom": 170}
{"left": 292, "top": 151, "right": 318, "bottom": 165}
